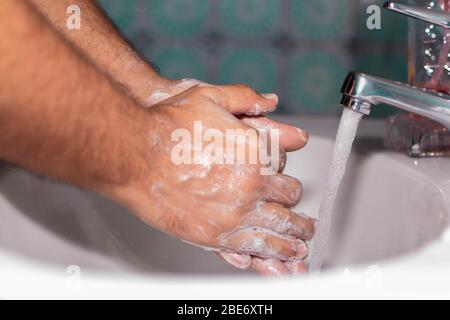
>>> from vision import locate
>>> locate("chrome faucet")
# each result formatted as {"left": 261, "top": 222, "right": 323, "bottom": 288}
{"left": 340, "top": 72, "right": 450, "bottom": 128}
{"left": 340, "top": 1, "right": 450, "bottom": 157}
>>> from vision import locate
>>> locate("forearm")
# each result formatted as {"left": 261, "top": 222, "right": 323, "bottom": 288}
{"left": 0, "top": 0, "right": 151, "bottom": 199}
{"left": 29, "top": 0, "right": 165, "bottom": 104}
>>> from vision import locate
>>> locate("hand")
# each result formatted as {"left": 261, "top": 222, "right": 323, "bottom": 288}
{"left": 132, "top": 78, "right": 316, "bottom": 274}
{"left": 218, "top": 116, "right": 314, "bottom": 276}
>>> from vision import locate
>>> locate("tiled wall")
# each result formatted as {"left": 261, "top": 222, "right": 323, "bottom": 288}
{"left": 100, "top": 0, "right": 408, "bottom": 117}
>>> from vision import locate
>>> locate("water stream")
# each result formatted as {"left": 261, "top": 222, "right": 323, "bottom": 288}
{"left": 309, "top": 108, "right": 364, "bottom": 273}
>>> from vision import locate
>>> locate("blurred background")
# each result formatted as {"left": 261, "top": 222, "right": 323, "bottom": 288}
{"left": 99, "top": 0, "right": 407, "bottom": 117}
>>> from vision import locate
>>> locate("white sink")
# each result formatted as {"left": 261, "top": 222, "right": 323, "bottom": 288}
{"left": 1, "top": 116, "right": 450, "bottom": 298}
{"left": 289, "top": 131, "right": 449, "bottom": 268}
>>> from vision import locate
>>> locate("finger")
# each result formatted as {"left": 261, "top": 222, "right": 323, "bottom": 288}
{"left": 217, "top": 252, "right": 252, "bottom": 270}
{"left": 238, "top": 116, "right": 287, "bottom": 172}
{"left": 251, "top": 258, "right": 291, "bottom": 276}
{"left": 212, "top": 84, "right": 279, "bottom": 115}
{"left": 261, "top": 174, "right": 303, "bottom": 208}
{"left": 220, "top": 228, "right": 308, "bottom": 261}
{"left": 285, "top": 261, "right": 308, "bottom": 276}
{"left": 240, "top": 116, "right": 309, "bottom": 152}
{"left": 244, "top": 202, "right": 316, "bottom": 240}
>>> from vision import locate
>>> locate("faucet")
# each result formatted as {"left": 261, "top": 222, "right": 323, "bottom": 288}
{"left": 340, "top": 1, "right": 450, "bottom": 156}
{"left": 340, "top": 72, "right": 450, "bottom": 128}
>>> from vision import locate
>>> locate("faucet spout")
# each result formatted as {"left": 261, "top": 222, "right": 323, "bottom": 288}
{"left": 340, "top": 72, "right": 450, "bottom": 129}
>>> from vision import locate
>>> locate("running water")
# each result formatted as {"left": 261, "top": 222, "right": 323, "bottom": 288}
{"left": 309, "top": 108, "right": 364, "bottom": 273}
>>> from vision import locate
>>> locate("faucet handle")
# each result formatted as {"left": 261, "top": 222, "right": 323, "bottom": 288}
{"left": 384, "top": 1, "right": 450, "bottom": 28}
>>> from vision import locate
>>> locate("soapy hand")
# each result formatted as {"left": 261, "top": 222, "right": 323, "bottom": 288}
{"left": 127, "top": 78, "right": 315, "bottom": 275}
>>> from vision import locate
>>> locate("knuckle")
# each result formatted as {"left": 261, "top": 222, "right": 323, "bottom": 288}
{"left": 235, "top": 84, "right": 258, "bottom": 96}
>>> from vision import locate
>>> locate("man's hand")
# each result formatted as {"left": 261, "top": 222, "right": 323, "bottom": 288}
{"left": 11, "top": 0, "right": 316, "bottom": 275}
{"left": 113, "top": 83, "right": 316, "bottom": 267}
{"left": 130, "top": 79, "right": 315, "bottom": 274}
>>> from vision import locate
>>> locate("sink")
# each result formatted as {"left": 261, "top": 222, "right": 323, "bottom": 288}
{"left": 290, "top": 134, "right": 449, "bottom": 268}
{"left": 0, "top": 117, "right": 449, "bottom": 280}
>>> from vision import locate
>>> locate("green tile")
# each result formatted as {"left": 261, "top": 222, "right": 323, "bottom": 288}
{"left": 288, "top": 51, "right": 349, "bottom": 114}
{"left": 355, "top": 52, "right": 407, "bottom": 82}
{"left": 99, "top": 0, "right": 138, "bottom": 31}
{"left": 152, "top": 47, "right": 207, "bottom": 80}
{"left": 220, "top": 0, "right": 281, "bottom": 38}
{"left": 291, "top": 0, "right": 353, "bottom": 41}
{"left": 218, "top": 49, "right": 278, "bottom": 94}
{"left": 147, "top": 0, "right": 210, "bottom": 38}
{"left": 99, "top": 0, "right": 413, "bottom": 116}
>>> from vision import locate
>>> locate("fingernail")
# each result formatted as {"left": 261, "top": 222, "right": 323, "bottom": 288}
{"left": 303, "top": 218, "right": 318, "bottom": 241}
{"left": 266, "top": 105, "right": 277, "bottom": 113}
{"left": 296, "top": 128, "right": 309, "bottom": 144}
{"left": 262, "top": 93, "right": 279, "bottom": 103}
{"left": 295, "top": 241, "right": 308, "bottom": 259}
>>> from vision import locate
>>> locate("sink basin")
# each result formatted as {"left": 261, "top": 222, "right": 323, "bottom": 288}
{"left": 291, "top": 133, "right": 449, "bottom": 268}
{"left": 0, "top": 117, "right": 450, "bottom": 289}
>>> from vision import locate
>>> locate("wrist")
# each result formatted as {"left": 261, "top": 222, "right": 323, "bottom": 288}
{"left": 97, "top": 107, "right": 160, "bottom": 214}
{"left": 119, "top": 60, "right": 169, "bottom": 105}
{"left": 90, "top": 101, "right": 154, "bottom": 199}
